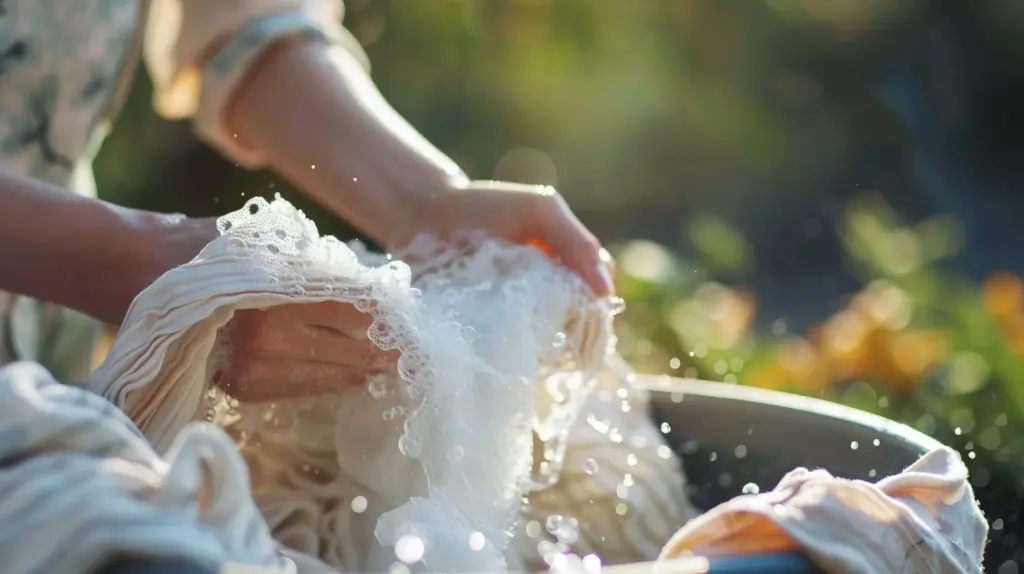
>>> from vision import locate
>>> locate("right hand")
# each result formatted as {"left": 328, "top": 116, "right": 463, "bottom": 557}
{"left": 212, "top": 301, "right": 401, "bottom": 403}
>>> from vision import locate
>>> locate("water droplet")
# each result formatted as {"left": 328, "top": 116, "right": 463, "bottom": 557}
{"left": 583, "top": 554, "right": 602, "bottom": 573}
{"left": 552, "top": 332, "right": 566, "bottom": 348}
{"left": 468, "top": 531, "right": 486, "bottom": 551}
{"left": 660, "top": 422, "right": 672, "bottom": 434}
{"left": 608, "top": 298, "right": 626, "bottom": 314}
{"left": 351, "top": 496, "right": 367, "bottom": 513}
{"left": 525, "top": 520, "right": 542, "bottom": 538}
{"left": 657, "top": 445, "right": 673, "bottom": 459}
{"left": 850, "top": 441, "right": 859, "bottom": 450}
{"left": 395, "top": 535, "right": 425, "bottom": 564}
{"left": 742, "top": 482, "right": 760, "bottom": 494}
{"left": 616, "top": 484, "right": 629, "bottom": 499}
{"left": 734, "top": 445, "right": 747, "bottom": 458}
{"left": 545, "top": 515, "right": 579, "bottom": 545}
{"left": 626, "top": 453, "right": 638, "bottom": 466}
{"left": 873, "top": 438, "right": 880, "bottom": 447}
{"left": 583, "top": 458, "right": 598, "bottom": 475}
{"left": 615, "top": 503, "right": 628, "bottom": 516}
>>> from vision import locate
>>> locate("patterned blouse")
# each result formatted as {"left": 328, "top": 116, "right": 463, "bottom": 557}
{"left": 0, "top": 0, "right": 368, "bottom": 381}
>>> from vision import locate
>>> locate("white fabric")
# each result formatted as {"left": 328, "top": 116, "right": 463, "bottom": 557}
{"left": 77, "top": 196, "right": 692, "bottom": 572}
{"left": 0, "top": 361, "right": 305, "bottom": 574}
{"left": 659, "top": 447, "right": 988, "bottom": 573}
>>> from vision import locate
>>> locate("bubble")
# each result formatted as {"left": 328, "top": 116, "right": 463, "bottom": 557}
{"left": 351, "top": 496, "right": 368, "bottom": 513}
{"left": 545, "top": 514, "right": 580, "bottom": 545}
{"left": 656, "top": 445, "right": 673, "bottom": 459}
{"left": 368, "top": 376, "right": 389, "bottom": 399}
{"left": 850, "top": 441, "right": 859, "bottom": 450}
{"left": 660, "top": 422, "right": 672, "bottom": 433}
{"left": 615, "top": 503, "right": 628, "bottom": 516}
{"left": 742, "top": 482, "right": 760, "bottom": 494}
{"left": 583, "top": 458, "right": 599, "bottom": 475}
{"left": 552, "top": 332, "right": 567, "bottom": 349}
{"left": 468, "top": 531, "right": 486, "bottom": 551}
{"left": 394, "top": 535, "right": 425, "bottom": 564}
{"left": 525, "top": 520, "right": 542, "bottom": 538}
{"left": 626, "top": 453, "right": 638, "bottom": 466}
{"left": 582, "top": 554, "right": 602, "bottom": 573}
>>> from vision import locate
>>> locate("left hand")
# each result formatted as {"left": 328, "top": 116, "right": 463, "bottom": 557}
{"left": 213, "top": 301, "right": 401, "bottom": 403}
{"left": 394, "top": 180, "right": 616, "bottom": 297}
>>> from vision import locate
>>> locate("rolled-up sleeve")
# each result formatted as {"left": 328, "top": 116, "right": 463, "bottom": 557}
{"left": 144, "top": 0, "right": 370, "bottom": 167}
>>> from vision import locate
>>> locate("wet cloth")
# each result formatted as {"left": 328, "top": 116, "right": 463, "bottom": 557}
{"left": 0, "top": 361, "right": 313, "bottom": 574}
{"left": 659, "top": 447, "right": 987, "bottom": 573}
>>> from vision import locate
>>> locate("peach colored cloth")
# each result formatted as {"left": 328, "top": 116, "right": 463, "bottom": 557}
{"left": 659, "top": 448, "right": 987, "bottom": 573}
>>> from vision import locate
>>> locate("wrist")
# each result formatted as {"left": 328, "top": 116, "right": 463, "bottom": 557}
{"left": 107, "top": 212, "right": 218, "bottom": 323}
{"left": 374, "top": 172, "right": 468, "bottom": 251}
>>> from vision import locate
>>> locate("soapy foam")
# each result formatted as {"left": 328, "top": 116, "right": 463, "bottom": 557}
{"left": 104, "top": 196, "right": 615, "bottom": 571}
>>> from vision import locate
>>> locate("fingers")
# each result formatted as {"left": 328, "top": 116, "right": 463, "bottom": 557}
{"left": 215, "top": 358, "right": 370, "bottom": 403}
{"left": 232, "top": 308, "right": 399, "bottom": 366}
{"left": 222, "top": 304, "right": 402, "bottom": 403}
{"left": 535, "top": 197, "right": 615, "bottom": 297}
{"left": 275, "top": 301, "right": 375, "bottom": 340}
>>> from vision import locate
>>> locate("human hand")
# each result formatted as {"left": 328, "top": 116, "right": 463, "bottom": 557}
{"left": 212, "top": 301, "right": 400, "bottom": 403}
{"left": 398, "top": 181, "right": 616, "bottom": 297}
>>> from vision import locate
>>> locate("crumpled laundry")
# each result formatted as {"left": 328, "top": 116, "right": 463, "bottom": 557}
{"left": 70, "top": 196, "right": 693, "bottom": 572}
{"left": 658, "top": 447, "right": 987, "bottom": 573}
{"left": 0, "top": 361, "right": 312, "bottom": 574}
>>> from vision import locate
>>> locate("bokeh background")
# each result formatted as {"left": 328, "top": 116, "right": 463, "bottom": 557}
{"left": 95, "top": 0, "right": 1024, "bottom": 568}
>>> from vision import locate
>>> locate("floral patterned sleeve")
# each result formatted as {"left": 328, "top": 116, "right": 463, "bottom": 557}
{"left": 143, "top": 0, "right": 369, "bottom": 167}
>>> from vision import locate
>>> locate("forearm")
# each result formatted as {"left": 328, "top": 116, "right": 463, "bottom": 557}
{"left": 0, "top": 169, "right": 215, "bottom": 325}
{"left": 227, "top": 38, "right": 467, "bottom": 249}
